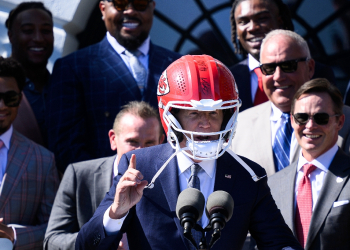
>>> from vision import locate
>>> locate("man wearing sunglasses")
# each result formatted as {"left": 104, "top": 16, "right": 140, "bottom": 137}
{"left": 229, "top": 0, "right": 335, "bottom": 112}
{"left": 46, "top": 0, "right": 181, "bottom": 173}
{"left": 268, "top": 78, "right": 350, "bottom": 250}
{"left": 0, "top": 57, "right": 59, "bottom": 249}
{"left": 231, "top": 29, "right": 350, "bottom": 177}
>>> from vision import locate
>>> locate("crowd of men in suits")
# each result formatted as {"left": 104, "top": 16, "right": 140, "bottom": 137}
{"left": 0, "top": 0, "right": 349, "bottom": 249}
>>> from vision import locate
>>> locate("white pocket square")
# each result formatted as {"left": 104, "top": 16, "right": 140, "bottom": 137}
{"left": 333, "top": 200, "right": 349, "bottom": 207}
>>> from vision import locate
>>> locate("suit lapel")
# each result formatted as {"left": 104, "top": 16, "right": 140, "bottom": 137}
{"left": 278, "top": 163, "right": 298, "bottom": 234}
{"left": 93, "top": 156, "right": 115, "bottom": 210}
{"left": 154, "top": 145, "right": 188, "bottom": 247}
{"left": 95, "top": 37, "right": 141, "bottom": 99}
{"left": 0, "top": 131, "right": 32, "bottom": 214}
{"left": 306, "top": 149, "right": 350, "bottom": 249}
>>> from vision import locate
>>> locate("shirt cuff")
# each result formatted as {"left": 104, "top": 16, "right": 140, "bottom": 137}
{"left": 11, "top": 226, "right": 16, "bottom": 246}
{"left": 103, "top": 205, "right": 128, "bottom": 235}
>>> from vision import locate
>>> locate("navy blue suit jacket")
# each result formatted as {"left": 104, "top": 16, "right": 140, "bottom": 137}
{"left": 229, "top": 58, "right": 336, "bottom": 112}
{"left": 46, "top": 37, "right": 181, "bottom": 172}
{"left": 76, "top": 143, "right": 302, "bottom": 250}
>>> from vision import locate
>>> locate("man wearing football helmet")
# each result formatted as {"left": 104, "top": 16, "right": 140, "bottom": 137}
{"left": 76, "top": 55, "right": 302, "bottom": 250}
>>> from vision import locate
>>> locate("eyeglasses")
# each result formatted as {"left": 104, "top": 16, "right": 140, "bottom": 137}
{"left": 259, "top": 58, "right": 308, "bottom": 75}
{"left": 292, "top": 112, "right": 340, "bottom": 126}
{"left": 107, "top": 0, "right": 152, "bottom": 11}
{"left": 0, "top": 91, "right": 21, "bottom": 107}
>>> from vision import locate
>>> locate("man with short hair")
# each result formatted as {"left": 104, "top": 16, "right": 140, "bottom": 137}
{"left": 47, "top": 0, "right": 181, "bottom": 173}
{"left": 75, "top": 55, "right": 302, "bottom": 250}
{"left": 229, "top": 0, "right": 335, "bottom": 112}
{"left": 231, "top": 29, "right": 350, "bottom": 177}
{"left": 0, "top": 56, "right": 59, "bottom": 249}
{"left": 268, "top": 78, "right": 350, "bottom": 249}
{"left": 6, "top": 1, "right": 54, "bottom": 145}
{"left": 44, "top": 101, "right": 164, "bottom": 250}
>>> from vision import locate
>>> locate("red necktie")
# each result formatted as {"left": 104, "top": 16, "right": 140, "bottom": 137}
{"left": 253, "top": 67, "right": 269, "bottom": 106}
{"left": 295, "top": 163, "right": 317, "bottom": 248}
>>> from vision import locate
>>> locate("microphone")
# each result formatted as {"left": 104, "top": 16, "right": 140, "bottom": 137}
{"left": 176, "top": 188, "right": 205, "bottom": 248}
{"left": 205, "top": 190, "right": 234, "bottom": 248}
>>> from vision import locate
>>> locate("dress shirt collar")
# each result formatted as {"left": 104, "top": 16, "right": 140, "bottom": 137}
{"left": 248, "top": 54, "right": 260, "bottom": 72}
{"left": 176, "top": 151, "right": 216, "bottom": 179}
{"left": 106, "top": 31, "right": 150, "bottom": 56}
{"left": 270, "top": 102, "right": 285, "bottom": 122}
{"left": 297, "top": 143, "right": 338, "bottom": 173}
{"left": 0, "top": 126, "right": 13, "bottom": 150}
{"left": 113, "top": 154, "right": 118, "bottom": 177}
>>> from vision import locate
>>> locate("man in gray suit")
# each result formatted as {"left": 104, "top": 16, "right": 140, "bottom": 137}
{"left": 268, "top": 78, "right": 350, "bottom": 249}
{"left": 43, "top": 101, "right": 164, "bottom": 250}
{"left": 231, "top": 29, "right": 350, "bottom": 177}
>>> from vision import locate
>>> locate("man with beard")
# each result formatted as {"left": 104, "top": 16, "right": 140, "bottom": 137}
{"left": 47, "top": 0, "right": 181, "bottom": 173}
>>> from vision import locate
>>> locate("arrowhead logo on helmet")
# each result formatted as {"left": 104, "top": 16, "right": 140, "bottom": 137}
{"left": 157, "top": 70, "right": 170, "bottom": 96}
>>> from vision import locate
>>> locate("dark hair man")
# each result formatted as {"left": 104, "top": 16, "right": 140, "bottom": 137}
{"left": 0, "top": 56, "right": 59, "bottom": 249}
{"left": 6, "top": 1, "right": 54, "bottom": 145}
{"left": 269, "top": 78, "right": 350, "bottom": 250}
{"left": 229, "top": 0, "right": 335, "bottom": 112}
{"left": 44, "top": 101, "right": 164, "bottom": 250}
{"left": 46, "top": 0, "right": 181, "bottom": 173}
{"left": 75, "top": 55, "right": 302, "bottom": 250}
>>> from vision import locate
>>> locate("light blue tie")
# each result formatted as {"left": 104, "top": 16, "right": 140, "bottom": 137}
{"left": 273, "top": 113, "right": 292, "bottom": 172}
{"left": 187, "top": 164, "right": 202, "bottom": 249}
{"left": 125, "top": 50, "right": 147, "bottom": 95}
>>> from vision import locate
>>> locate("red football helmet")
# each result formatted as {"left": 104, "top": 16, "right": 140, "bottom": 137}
{"left": 157, "top": 55, "right": 241, "bottom": 161}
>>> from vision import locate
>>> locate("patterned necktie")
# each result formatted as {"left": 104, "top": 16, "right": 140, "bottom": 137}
{"left": 253, "top": 67, "right": 269, "bottom": 106}
{"left": 295, "top": 163, "right": 317, "bottom": 248}
{"left": 187, "top": 163, "right": 202, "bottom": 249}
{"left": 187, "top": 164, "right": 201, "bottom": 190}
{"left": 125, "top": 50, "right": 147, "bottom": 95}
{"left": 273, "top": 112, "right": 292, "bottom": 172}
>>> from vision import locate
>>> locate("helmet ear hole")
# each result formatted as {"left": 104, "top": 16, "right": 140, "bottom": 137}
{"left": 168, "top": 110, "right": 184, "bottom": 143}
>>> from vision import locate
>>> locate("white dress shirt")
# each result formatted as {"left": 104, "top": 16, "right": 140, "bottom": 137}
{"left": 248, "top": 54, "right": 260, "bottom": 102}
{"left": 113, "top": 154, "right": 118, "bottom": 178}
{"left": 106, "top": 32, "right": 150, "bottom": 74}
{"left": 294, "top": 143, "right": 338, "bottom": 211}
{"left": 103, "top": 151, "right": 217, "bottom": 234}
{"left": 0, "top": 126, "right": 12, "bottom": 187}
{"left": 270, "top": 103, "right": 298, "bottom": 162}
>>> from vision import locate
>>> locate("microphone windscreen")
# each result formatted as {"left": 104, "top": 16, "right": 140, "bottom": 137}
{"left": 176, "top": 188, "right": 205, "bottom": 222}
{"left": 206, "top": 190, "right": 234, "bottom": 221}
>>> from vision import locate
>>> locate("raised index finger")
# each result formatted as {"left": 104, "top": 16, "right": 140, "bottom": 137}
{"left": 128, "top": 154, "right": 136, "bottom": 170}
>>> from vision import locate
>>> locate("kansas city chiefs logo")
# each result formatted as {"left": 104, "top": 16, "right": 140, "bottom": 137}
{"left": 157, "top": 70, "right": 170, "bottom": 96}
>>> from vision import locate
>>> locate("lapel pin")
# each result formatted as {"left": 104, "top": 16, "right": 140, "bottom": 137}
{"left": 336, "top": 177, "right": 343, "bottom": 183}
{"left": 225, "top": 174, "right": 231, "bottom": 179}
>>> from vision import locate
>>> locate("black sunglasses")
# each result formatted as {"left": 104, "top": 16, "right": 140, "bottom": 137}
{"left": 260, "top": 58, "right": 308, "bottom": 75}
{"left": 107, "top": 0, "right": 152, "bottom": 11}
{"left": 292, "top": 112, "right": 340, "bottom": 126}
{"left": 0, "top": 91, "right": 21, "bottom": 107}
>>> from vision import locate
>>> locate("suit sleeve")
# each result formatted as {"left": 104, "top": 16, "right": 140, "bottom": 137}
{"left": 44, "top": 164, "right": 79, "bottom": 250}
{"left": 10, "top": 152, "right": 60, "bottom": 250}
{"left": 46, "top": 57, "right": 91, "bottom": 173}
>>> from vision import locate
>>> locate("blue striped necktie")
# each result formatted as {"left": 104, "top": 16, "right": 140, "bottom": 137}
{"left": 273, "top": 112, "right": 292, "bottom": 172}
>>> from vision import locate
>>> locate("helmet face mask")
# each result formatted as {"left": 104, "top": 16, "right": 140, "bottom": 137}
{"left": 157, "top": 55, "right": 241, "bottom": 161}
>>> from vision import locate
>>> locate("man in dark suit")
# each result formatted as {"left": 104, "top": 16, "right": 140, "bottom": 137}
{"left": 47, "top": 0, "right": 181, "bottom": 173}
{"left": 268, "top": 78, "right": 350, "bottom": 249}
{"left": 44, "top": 101, "right": 164, "bottom": 250}
{"left": 231, "top": 30, "right": 350, "bottom": 177}
{"left": 75, "top": 55, "right": 302, "bottom": 250}
{"left": 229, "top": 0, "right": 335, "bottom": 112}
{"left": 0, "top": 57, "right": 60, "bottom": 249}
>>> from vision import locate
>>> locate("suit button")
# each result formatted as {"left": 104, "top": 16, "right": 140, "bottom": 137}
{"left": 105, "top": 111, "right": 110, "bottom": 117}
